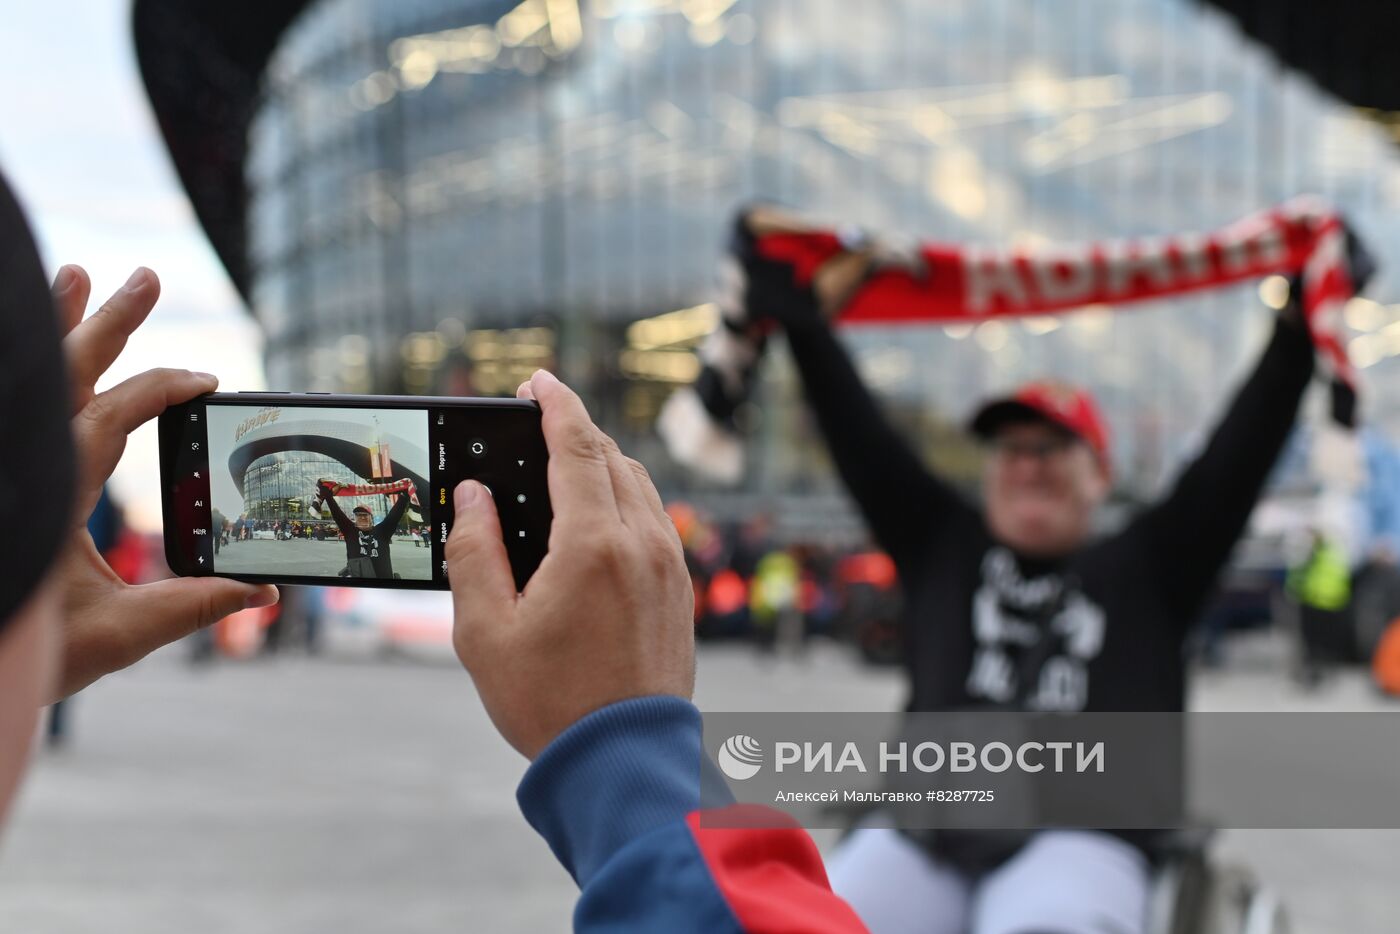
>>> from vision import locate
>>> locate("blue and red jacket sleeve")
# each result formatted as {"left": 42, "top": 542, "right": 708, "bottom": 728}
{"left": 517, "top": 696, "right": 869, "bottom": 933}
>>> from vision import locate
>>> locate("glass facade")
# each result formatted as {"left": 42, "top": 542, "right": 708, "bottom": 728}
{"left": 246, "top": 0, "right": 1400, "bottom": 528}
{"left": 239, "top": 451, "right": 401, "bottom": 526}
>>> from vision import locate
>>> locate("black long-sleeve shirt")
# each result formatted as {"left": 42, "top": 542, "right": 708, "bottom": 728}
{"left": 786, "top": 317, "right": 1315, "bottom": 713}
{"left": 322, "top": 489, "right": 411, "bottom": 579}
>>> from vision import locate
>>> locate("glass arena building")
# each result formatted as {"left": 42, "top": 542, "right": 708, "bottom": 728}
{"left": 152, "top": 0, "right": 1400, "bottom": 532}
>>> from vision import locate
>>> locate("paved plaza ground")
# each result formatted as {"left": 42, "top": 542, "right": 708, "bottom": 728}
{"left": 213, "top": 537, "right": 434, "bottom": 581}
{"left": 0, "top": 639, "right": 1394, "bottom": 933}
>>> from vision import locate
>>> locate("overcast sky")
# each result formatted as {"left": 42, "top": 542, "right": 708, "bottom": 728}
{"left": 0, "top": 0, "right": 268, "bottom": 531}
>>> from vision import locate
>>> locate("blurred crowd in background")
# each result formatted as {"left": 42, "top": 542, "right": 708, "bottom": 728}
{"left": 81, "top": 465, "right": 1400, "bottom": 699}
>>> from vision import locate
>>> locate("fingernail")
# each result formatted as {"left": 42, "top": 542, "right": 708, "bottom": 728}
{"left": 455, "top": 480, "right": 480, "bottom": 510}
{"left": 244, "top": 587, "right": 278, "bottom": 609}
{"left": 191, "top": 371, "right": 217, "bottom": 384}
{"left": 533, "top": 369, "right": 559, "bottom": 385}
{"left": 53, "top": 266, "right": 76, "bottom": 294}
{"left": 123, "top": 267, "right": 150, "bottom": 291}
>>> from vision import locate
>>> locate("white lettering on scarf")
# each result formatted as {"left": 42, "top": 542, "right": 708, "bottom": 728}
{"left": 964, "top": 247, "right": 1029, "bottom": 313}
{"left": 1032, "top": 248, "right": 1095, "bottom": 304}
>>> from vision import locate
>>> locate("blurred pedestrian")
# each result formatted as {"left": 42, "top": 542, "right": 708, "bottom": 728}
{"left": 750, "top": 548, "right": 803, "bottom": 657}
{"left": 704, "top": 567, "right": 749, "bottom": 638}
{"left": 1287, "top": 529, "right": 1353, "bottom": 686}
{"left": 838, "top": 547, "right": 902, "bottom": 665}
{"left": 47, "top": 486, "right": 124, "bottom": 748}
{"left": 797, "top": 544, "right": 840, "bottom": 640}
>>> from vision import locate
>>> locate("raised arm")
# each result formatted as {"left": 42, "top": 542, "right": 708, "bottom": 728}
{"left": 1131, "top": 309, "right": 1315, "bottom": 624}
{"left": 377, "top": 486, "right": 411, "bottom": 534}
{"left": 317, "top": 483, "right": 353, "bottom": 535}
{"left": 743, "top": 246, "right": 974, "bottom": 567}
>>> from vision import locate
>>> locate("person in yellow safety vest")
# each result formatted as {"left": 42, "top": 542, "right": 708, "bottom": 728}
{"left": 1287, "top": 533, "right": 1351, "bottom": 610}
{"left": 750, "top": 549, "right": 801, "bottom": 652}
{"left": 1287, "top": 531, "right": 1352, "bottom": 685}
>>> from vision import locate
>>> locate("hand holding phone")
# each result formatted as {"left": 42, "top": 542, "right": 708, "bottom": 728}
{"left": 447, "top": 371, "right": 694, "bottom": 759}
{"left": 48, "top": 264, "right": 277, "bottom": 701}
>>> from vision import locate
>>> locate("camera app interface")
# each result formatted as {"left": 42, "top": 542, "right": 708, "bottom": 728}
{"left": 205, "top": 405, "right": 433, "bottom": 582}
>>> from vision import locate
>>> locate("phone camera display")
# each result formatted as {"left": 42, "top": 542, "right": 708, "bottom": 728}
{"left": 167, "top": 397, "right": 550, "bottom": 591}
{"left": 204, "top": 405, "right": 433, "bottom": 582}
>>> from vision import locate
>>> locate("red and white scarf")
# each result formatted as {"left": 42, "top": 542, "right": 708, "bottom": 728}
{"left": 314, "top": 478, "right": 423, "bottom": 523}
{"left": 659, "top": 197, "right": 1372, "bottom": 482}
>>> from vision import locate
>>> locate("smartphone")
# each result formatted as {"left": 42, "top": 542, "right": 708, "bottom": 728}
{"left": 160, "top": 392, "right": 550, "bottom": 591}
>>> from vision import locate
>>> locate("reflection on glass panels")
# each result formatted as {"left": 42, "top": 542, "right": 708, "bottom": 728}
{"left": 241, "top": 452, "right": 402, "bottom": 525}
{"left": 246, "top": 0, "right": 1400, "bottom": 507}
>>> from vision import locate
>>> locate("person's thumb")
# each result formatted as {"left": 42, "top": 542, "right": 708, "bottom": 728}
{"left": 445, "top": 480, "right": 517, "bottom": 654}
{"left": 130, "top": 578, "right": 277, "bottom": 652}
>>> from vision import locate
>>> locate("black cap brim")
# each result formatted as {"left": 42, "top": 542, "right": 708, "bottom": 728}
{"left": 968, "top": 399, "right": 1067, "bottom": 440}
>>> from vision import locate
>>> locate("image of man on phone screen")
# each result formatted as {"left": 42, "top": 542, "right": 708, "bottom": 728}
{"left": 317, "top": 481, "right": 411, "bottom": 579}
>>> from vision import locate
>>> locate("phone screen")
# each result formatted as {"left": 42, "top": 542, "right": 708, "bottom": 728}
{"left": 162, "top": 394, "right": 550, "bottom": 590}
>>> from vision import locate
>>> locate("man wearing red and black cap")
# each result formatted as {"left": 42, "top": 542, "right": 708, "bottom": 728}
{"left": 966, "top": 380, "right": 1113, "bottom": 567}
{"left": 971, "top": 380, "right": 1111, "bottom": 466}
{"left": 740, "top": 244, "right": 1319, "bottom": 932}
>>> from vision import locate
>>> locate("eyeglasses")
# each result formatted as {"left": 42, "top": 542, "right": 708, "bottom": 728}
{"left": 987, "top": 434, "right": 1077, "bottom": 463}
